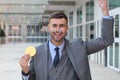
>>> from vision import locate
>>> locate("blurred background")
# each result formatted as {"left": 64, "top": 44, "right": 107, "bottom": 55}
{"left": 0, "top": 0, "right": 120, "bottom": 80}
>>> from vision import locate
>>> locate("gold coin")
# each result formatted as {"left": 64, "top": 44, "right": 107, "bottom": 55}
{"left": 25, "top": 46, "right": 36, "bottom": 57}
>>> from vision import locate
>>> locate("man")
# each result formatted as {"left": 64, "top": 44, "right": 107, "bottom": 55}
{"left": 19, "top": 0, "right": 114, "bottom": 80}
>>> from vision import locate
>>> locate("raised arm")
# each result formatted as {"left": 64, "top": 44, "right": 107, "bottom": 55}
{"left": 99, "top": 0, "right": 109, "bottom": 16}
{"left": 85, "top": 0, "right": 114, "bottom": 54}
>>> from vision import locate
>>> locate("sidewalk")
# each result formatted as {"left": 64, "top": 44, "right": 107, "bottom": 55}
{"left": 90, "top": 61, "right": 120, "bottom": 80}
{"left": 0, "top": 43, "right": 39, "bottom": 80}
{"left": 0, "top": 43, "right": 120, "bottom": 80}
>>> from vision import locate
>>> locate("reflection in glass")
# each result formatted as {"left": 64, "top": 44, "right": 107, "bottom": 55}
{"left": 109, "top": 0, "right": 120, "bottom": 10}
{"left": 76, "top": 26, "right": 82, "bottom": 38}
{"left": 115, "top": 15, "right": 119, "bottom": 38}
{"left": 86, "top": 0, "right": 94, "bottom": 22}
{"left": 77, "top": 6, "right": 82, "bottom": 24}
{"left": 115, "top": 43, "right": 119, "bottom": 68}
{"left": 69, "top": 28, "right": 73, "bottom": 41}
{"left": 109, "top": 45, "right": 113, "bottom": 66}
{"left": 69, "top": 12, "right": 73, "bottom": 26}
{"left": 90, "top": 23, "right": 94, "bottom": 39}
{"left": 86, "top": 24, "right": 89, "bottom": 40}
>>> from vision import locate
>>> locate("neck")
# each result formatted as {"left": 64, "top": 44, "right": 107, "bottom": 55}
{"left": 51, "top": 39, "right": 64, "bottom": 46}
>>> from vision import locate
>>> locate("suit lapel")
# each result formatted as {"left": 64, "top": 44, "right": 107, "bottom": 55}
{"left": 66, "top": 45, "right": 78, "bottom": 73}
{"left": 64, "top": 39, "right": 77, "bottom": 73}
{"left": 65, "top": 39, "right": 81, "bottom": 79}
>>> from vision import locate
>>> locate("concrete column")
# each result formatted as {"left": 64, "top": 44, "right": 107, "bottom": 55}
{"left": 5, "top": 21, "right": 9, "bottom": 43}
{"left": 21, "top": 24, "right": 27, "bottom": 42}
{"left": 73, "top": 9, "right": 77, "bottom": 39}
{"left": 82, "top": 3, "right": 86, "bottom": 41}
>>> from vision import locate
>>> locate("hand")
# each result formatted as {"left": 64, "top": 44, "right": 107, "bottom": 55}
{"left": 98, "top": 0, "right": 109, "bottom": 16}
{"left": 19, "top": 54, "right": 30, "bottom": 73}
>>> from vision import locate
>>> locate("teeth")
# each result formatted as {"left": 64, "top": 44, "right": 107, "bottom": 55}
{"left": 55, "top": 33, "right": 61, "bottom": 36}
{"left": 56, "top": 34, "right": 60, "bottom": 36}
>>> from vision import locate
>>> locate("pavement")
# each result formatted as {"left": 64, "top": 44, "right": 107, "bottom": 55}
{"left": 90, "top": 61, "right": 120, "bottom": 80}
{"left": 0, "top": 43, "right": 120, "bottom": 80}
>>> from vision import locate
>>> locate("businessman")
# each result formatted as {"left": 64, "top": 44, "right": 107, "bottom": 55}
{"left": 19, "top": 0, "right": 114, "bottom": 80}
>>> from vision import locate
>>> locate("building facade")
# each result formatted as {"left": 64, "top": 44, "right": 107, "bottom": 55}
{"left": 66, "top": 0, "right": 120, "bottom": 72}
{"left": 0, "top": 0, "right": 120, "bottom": 72}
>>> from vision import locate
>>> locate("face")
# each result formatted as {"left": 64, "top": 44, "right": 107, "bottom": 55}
{"left": 48, "top": 18, "right": 68, "bottom": 45}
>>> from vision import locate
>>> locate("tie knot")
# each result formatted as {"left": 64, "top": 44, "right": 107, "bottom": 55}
{"left": 55, "top": 47, "right": 59, "bottom": 51}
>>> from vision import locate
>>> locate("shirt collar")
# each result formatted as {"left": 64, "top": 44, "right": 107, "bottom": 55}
{"left": 49, "top": 40, "right": 65, "bottom": 50}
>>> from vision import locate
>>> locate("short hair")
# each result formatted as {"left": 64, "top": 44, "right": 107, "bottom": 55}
{"left": 49, "top": 12, "right": 68, "bottom": 24}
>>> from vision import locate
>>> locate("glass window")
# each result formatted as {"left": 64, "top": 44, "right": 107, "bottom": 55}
{"left": 90, "top": 24, "right": 94, "bottom": 39}
{"left": 109, "top": 0, "right": 120, "bottom": 10}
{"left": 90, "top": 23, "right": 94, "bottom": 39}
{"left": 8, "top": 26, "right": 12, "bottom": 36}
{"left": 77, "top": 6, "right": 82, "bottom": 24}
{"left": 76, "top": 26, "right": 83, "bottom": 38}
{"left": 86, "top": 23, "right": 95, "bottom": 40}
{"left": 115, "top": 43, "right": 119, "bottom": 68}
{"left": 8, "top": 25, "right": 21, "bottom": 36}
{"left": 89, "top": 0, "right": 94, "bottom": 21}
{"left": 86, "top": 2, "right": 89, "bottom": 22}
{"left": 69, "top": 28, "right": 73, "bottom": 41}
{"left": 69, "top": 12, "right": 73, "bottom": 26}
{"left": 86, "top": 24, "right": 89, "bottom": 40}
{"left": 18, "top": 26, "right": 21, "bottom": 36}
{"left": 27, "top": 25, "right": 43, "bottom": 36}
{"left": 85, "top": 24, "right": 89, "bottom": 40}
{"left": 109, "top": 45, "right": 113, "bottom": 66}
{"left": 86, "top": 0, "right": 94, "bottom": 22}
{"left": 114, "top": 15, "right": 119, "bottom": 38}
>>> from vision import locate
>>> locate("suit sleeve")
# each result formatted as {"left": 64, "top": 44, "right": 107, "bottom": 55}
{"left": 85, "top": 18, "right": 114, "bottom": 54}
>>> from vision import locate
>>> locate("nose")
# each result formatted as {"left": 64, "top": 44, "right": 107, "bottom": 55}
{"left": 56, "top": 26, "right": 60, "bottom": 32}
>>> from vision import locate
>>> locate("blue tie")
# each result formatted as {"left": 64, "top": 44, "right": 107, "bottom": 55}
{"left": 53, "top": 47, "right": 59, "bottom": 67}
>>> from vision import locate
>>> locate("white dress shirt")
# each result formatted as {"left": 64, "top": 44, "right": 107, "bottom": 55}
{"left": 49, "top": 40, "right": 65, "bottom": 63}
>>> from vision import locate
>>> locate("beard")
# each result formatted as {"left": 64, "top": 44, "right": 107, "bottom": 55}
{"left": 51, "top": 34, "right": 65, "bottom": 42}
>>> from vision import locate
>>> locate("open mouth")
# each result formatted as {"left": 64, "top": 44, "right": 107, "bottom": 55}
{"left": 54, "top": 32, "right": 63, "bottom": 36}
{"left": 55, "top": 33, "right": 61, "bottom": 36}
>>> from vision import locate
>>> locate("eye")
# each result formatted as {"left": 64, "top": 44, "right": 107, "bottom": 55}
{"left": 52, "top": 24, "right": 57, "bottom": 27}
{"left": 59, "top": 24, "right": 65, "bottom": 27}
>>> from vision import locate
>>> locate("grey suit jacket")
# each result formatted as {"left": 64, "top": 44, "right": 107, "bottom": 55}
{"left": 28, "top": 18, "right": 114, "bottom": 80}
